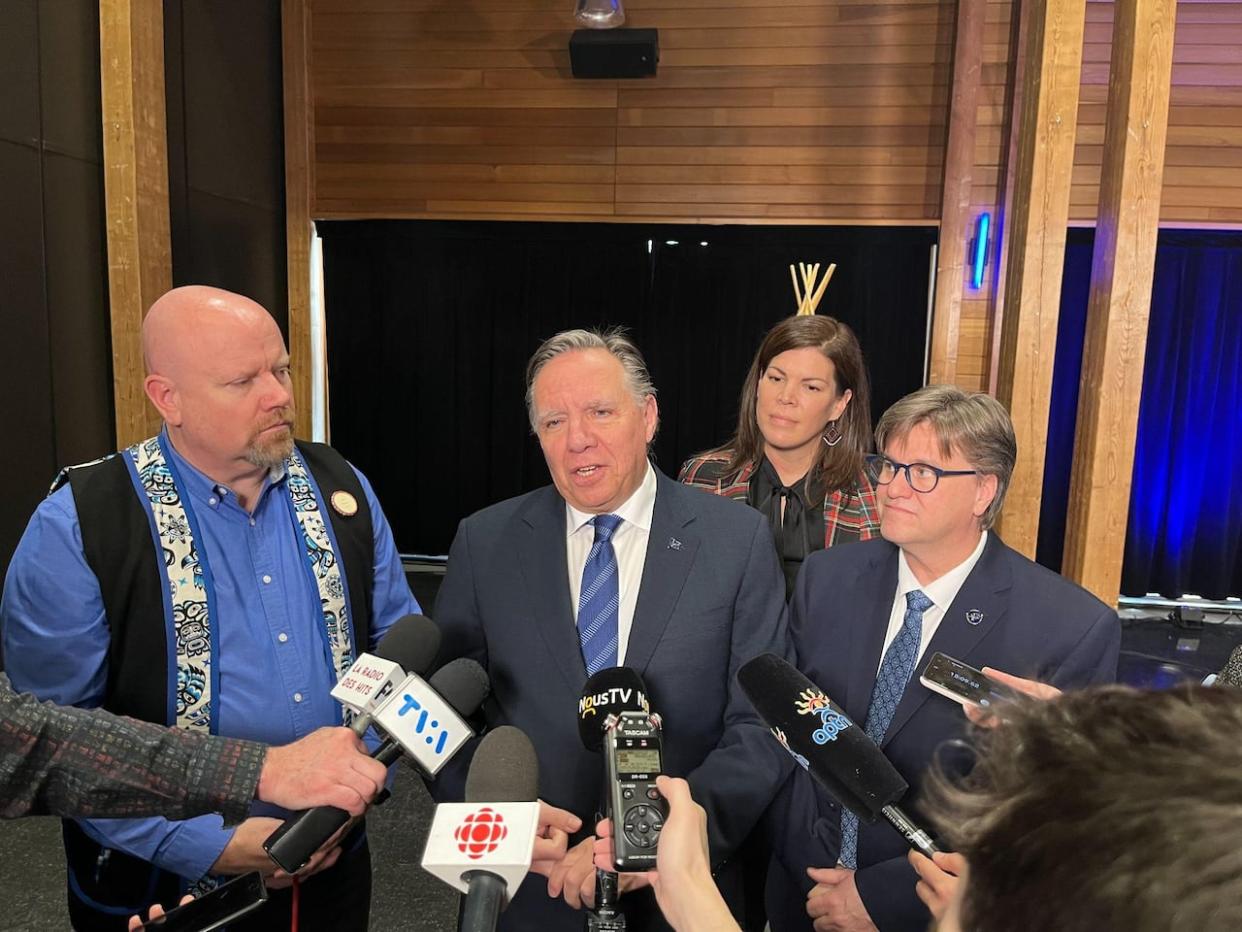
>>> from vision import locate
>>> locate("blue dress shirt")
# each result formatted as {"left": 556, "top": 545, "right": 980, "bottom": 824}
{"left": 1, "top": 438, "right": 418, "bottom": 882}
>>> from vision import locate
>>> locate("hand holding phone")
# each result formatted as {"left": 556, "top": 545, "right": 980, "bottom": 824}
{"left": 919, "top": 652, "right": 1023, "bottom": 711}
{"left": 137, "top": 872, "right": 267, "bottom": 931}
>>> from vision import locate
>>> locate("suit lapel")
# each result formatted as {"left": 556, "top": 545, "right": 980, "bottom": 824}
{"left": 626, "top": 474, "right": 698, "bottom": 677}
{"left": 843, "top": 545, "right": 900, "bottom": 722}
{"left": 881, "top": 534, "right": 1012, "bottom": 747}
{"left": 516, "top": 487, "right": 587, "bottom": 691}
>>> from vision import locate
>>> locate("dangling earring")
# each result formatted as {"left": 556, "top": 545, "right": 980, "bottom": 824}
{"left": 822, "top": 420, "right": 843, "bottom": 447}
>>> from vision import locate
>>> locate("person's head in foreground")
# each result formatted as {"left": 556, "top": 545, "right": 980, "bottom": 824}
{"left": 923, "top": 684, "right": 1242, "bottom": 932}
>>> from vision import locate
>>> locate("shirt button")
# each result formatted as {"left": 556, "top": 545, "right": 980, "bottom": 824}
{"left": 249, "top": 518, "right": 256, "bottom": 527}
{"left": 278, "top": 632, "right": 289, "bottom": 643}
{"left": 293, "top": 692, "right": 303, "bottom": 703}
{"left": 208, "top": 496, "right": 217, "bottom": 506}
{"left": 262, "top": 574, "right": 272, "bottom": 584}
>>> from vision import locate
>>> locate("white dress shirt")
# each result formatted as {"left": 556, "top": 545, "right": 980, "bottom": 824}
{"left": 877, "top": 530, "right": 990, "bottom": 677}
{"left": 565, "top": 463, "right": 658, "bottom": 666}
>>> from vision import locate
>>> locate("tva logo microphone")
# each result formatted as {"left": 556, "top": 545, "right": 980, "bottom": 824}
{"left": 395, "top": 692, "right": 452, "bottom": 754}
{"left": 454, "top": 808, "right": 509, "bottom": 859}
{"left": 373, "top": 673, "right": 472, "bottom": 775}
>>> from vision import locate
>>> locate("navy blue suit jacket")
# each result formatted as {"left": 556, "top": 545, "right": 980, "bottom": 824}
{"left": 434, "top": 470, "right": 791, "bottom": 931}
{"left": 766, "top": 534, "right": 1120, "bottom": 932}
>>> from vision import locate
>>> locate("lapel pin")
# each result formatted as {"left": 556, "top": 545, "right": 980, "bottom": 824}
{"left": 330, "top": 490, "right": 359, "bottom": 517}
{"left": 965, "top": 609, "right": 985, "bottom": 626}
{"left": 667, "top": 537, "right": 683, "bottom": 551}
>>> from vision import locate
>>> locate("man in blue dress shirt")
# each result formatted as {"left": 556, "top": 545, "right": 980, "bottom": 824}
{"left": 1, "top": 286, "right": 419, "bottom": 930}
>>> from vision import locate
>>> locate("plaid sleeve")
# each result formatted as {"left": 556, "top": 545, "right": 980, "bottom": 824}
{"left": 1, "top": 673, "right": 264, "bottom": 823}
{"left": 822, "top": 471, "right": 883, "bottom": 547}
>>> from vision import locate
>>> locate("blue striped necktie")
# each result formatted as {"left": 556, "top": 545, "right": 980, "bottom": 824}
{"left": 578, "top": 514, "right": 623, "bottom": 675}
{"left": 838, "top": 588, "right": 934, "bottom": 869}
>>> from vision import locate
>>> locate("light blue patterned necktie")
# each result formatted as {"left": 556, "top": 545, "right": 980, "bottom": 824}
{"left": 838, "top": 588, "right": 934, "bottom": 869}
{"left": 578, "top": 514, "right": 623, "bottom": 675}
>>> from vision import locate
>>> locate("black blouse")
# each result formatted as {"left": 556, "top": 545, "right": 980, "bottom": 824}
{"left": 748, "top": 457, "right": 827, "bottom": 597}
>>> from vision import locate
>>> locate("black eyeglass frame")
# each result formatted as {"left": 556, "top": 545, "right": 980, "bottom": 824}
{"left": 864, "top": 454, "right": 979, "bottom": 493}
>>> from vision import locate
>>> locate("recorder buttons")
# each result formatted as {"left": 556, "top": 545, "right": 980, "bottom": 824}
{"left": 623, "top": 804, "right": 662, "bottom": 849}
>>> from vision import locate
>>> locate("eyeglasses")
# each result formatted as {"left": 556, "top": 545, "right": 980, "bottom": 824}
{"left": 865, "top": 454, "right": 978, "bottom": 494}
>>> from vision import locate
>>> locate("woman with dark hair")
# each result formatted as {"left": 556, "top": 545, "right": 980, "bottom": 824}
{"left": 679, "top": 315, "right": 880, "bottom": 595}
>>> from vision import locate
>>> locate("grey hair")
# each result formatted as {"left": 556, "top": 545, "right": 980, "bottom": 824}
{"left": 525, "top": 327, "right": 658, "bottom": 431}
{"left": 874, "top": 385, "right": 1017, "bottom": 530}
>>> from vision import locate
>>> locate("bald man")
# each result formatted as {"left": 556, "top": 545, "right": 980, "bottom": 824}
{"left": 2, "top": 286, "right": 419, "bottom": 931}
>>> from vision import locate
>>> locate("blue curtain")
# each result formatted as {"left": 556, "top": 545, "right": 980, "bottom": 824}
{"left": 1038, "top": 230, "right": 1242, "bottom": 600}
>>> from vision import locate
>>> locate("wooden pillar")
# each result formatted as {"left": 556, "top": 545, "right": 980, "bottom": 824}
{"left": 283, "top": 0, "right": 315, "bottom": 441}
{"left": 929, "top": 0, "right": 986, "bottom": 386}
{"left": 991, "top": 0, "right": 1087, "bottom": 557}
{"left": 987, "top": 0, "right": 1033, "bottom": 395}
{"left": 100, "top": 0, "right": 171, "bottom": 447}
{"left": 1062, "top": 0, "right": 1177, "bottom": 604}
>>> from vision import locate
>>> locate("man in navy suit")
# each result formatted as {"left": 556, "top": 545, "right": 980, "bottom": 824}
{"left": 766, "top": 385, "right": 1120, "bottom": 932}
{"left": 434, "top": 328, "right": 789, "bottom": 930}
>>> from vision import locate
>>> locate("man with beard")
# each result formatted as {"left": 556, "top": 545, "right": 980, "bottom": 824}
{"left": 1, "top": 286, "right": 419, "bottom": 930}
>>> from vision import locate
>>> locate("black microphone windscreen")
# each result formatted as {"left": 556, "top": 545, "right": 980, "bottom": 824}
{"left": 429, "top": 658, "right": 490, "bottom": 718}
{"left": 577, "top": 666, "right": 651, "bottom": 751}
{"left": 376, "top": 613, "right": 441, "bottom": 674}
{"left": 737, "top": 653, "right": 907, "bottom": 822}
{"left": 464, "top": 726, "right": 540, "bottom": 803}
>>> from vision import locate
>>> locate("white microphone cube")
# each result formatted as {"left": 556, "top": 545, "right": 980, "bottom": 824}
{"left": 331, "top": 655, "right": 403, "bottom": 714}
{"left": 372, "top": 673, "right": 473, "bottom": 775}
{"left": 421, "top": 802, "right": 541, "bottom": 896}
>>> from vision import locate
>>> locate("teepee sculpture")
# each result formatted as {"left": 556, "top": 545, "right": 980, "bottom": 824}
{"left": 789, "top": 261, "right": 836, "bottom": 316}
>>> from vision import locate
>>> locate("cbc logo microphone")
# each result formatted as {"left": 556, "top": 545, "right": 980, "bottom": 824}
{"left": 455, "top": 808, "right": 509, "bottom": 859}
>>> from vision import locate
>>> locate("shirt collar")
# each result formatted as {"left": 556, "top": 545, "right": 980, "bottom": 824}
{"left": 161, "top": 426, "right": 288, "bottom": 511}
{"left": 565, "top": 461, "right": 658, "bottom": 538}
{"left": 896, "top": 530, "right": 989, "bottom": 610}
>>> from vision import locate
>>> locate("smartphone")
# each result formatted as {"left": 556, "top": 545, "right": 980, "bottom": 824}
{"left": 139, "top": 871, "right": 267, "bottom": 931}
{"left": 920, "top": 652, "right": 1022, "bottom": 710}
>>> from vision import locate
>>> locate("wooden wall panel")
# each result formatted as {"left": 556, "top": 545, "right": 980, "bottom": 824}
{"left": 1074, "top": 1, "right": 1242, "bottom": 223}
{"left": 306, "top": 0, "right": 1242, "bottom": 390}
{"left": 309, "top": 0, "right": 956, "bottom": 224}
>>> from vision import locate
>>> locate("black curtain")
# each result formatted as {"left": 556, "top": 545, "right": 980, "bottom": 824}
{"left": 1038, "top": 229, "right": 1242, "bottom": 600}
{"left": 320, "top": 220, "right": 934, "bottom": 556}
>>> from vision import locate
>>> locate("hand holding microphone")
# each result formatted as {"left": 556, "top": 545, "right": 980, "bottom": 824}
{"left": 264, "top": 655, "right": 490, "bottom": 873}
{"left": 421, "top": 726, "right": 545, "bottom": 932}
{"left": 737, "top": 654, "right": 941, "bottom": 861}
{"left": 594, "top": 776, "right": 741, "bottom": 932}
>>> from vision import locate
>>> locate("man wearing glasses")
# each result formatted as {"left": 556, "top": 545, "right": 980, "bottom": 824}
{"left": 763, "top": 385, "right": 1119, "bottom": 932}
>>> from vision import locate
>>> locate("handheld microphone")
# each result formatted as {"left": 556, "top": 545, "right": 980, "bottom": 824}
{"left": 421, "top": 727, "right": 542, "bottom": 932}
{"left": 331, "top": 613, "right": 441, "bottom": 735}
{"left": 577, "top": 667, "right": 666, "bottom": 872}
{"left": 264, "top": 658, "right": 490, "bottom": 873}
{"left": 737, "top": 653, "right": 940, "bottom": 860}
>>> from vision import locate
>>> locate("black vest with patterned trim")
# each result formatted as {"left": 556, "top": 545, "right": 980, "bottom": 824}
{"left": 59, "top": 441, "right": 375, "bottom": 929}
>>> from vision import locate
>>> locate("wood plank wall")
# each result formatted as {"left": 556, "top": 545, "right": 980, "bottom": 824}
{"left": 308, "top": 0, "right": 1242, "bottom": 390}
{"left": 311, "top": 0, "right": 957, "bottom": 222}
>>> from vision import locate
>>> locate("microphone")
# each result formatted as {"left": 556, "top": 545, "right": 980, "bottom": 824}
{"left": 578, "top": 668, "right": 664, "bottom": 929}
{"left": 737, "top": 653, "right": 940, "bottom": 860}
{"left": 264, "top": 657, "right": 490, "bottom": 873}
{"left": 330, "top": 613, "right": 441, "bottom": 735}
{"left": 421, "top": 727, "right": 542, "bottom": 932}
{"left": 576, "top": 666, "right": 653, "bottom": 750}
